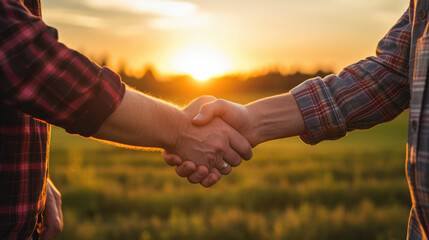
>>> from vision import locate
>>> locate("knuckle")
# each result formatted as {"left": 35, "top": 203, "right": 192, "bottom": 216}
{"left": 205, "top": 153, "right": 216, "bottom": 163}
{"left": 182, "top": 162, "right": 193, "bottom": 170}
{"left": 211, "top": 140, "right": 225, "bottom": 152}
{"left": 201, "top": 95, "right": 216, "bottom": 102}
{"left": 196, "top": 95, "right": 216, "bottom": 106}
{"left": 216, "top": 99, "right": 226, "bottom": 105}
{"left": 216, "top": 99, "right": 229, "bottom": 109}
{"left": 213, "top": 144, "right": 223, "bottom": 153}
{"left": 198, "top": 166, "right": 209, "bottom": 175}
{"left": 219, "top": 126, "right": 229, "bottom": 135}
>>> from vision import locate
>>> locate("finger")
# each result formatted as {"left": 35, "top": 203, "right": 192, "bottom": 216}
{"left": 39, "top": 195, "right": 62, "bottom": 240}
{"left": 227, "top": 128, "right": 253, "bottom": 161}
{"left": 47, "top": 179, "right": 60, "bottom": 194}
{"left": 213, "top": 155, "right": 232, "bottom": 175}
{"left": 193, "top": 100, "right": 229, "bottom": 126}
{"left": 187, "top": 165, "right": 209, "bottom": 183}
{"left": 39, "top": 222, "right": 62, "bottom": 240}
{"left": 210, "top": 151, "right": 231, "bottom": 175}
{"left": 200, "top": 172, "right": 220, "bottom": 188}
{"left": 201, "top": 168, "right": 222, "bottom": 187}
{"left": 49, "top": 182, "right": 63, "bottom": 228}
{"left": 219, "top": 161, "right": 232, "bottom": 175}
{"left": 162, "top": 150, "right": 183, "bottom": 166}
{"left": 211, "top": 168, "right": 222, "bottom": 179}
{"left": 183, "top": 96, "right": 217, "bottom": 115}
{"left": 56, "top": 197, "right": 63, "bottom": 227}
{"left": 48, "top": 180, "right": 62, "bottom": 207}
{"left": 175, "top": 161, "right": 197, "bottom": 177}
{"left": 223, "top": 147, "right": 243, "bottom": 167}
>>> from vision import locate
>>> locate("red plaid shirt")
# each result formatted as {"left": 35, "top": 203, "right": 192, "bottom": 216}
{"left": 291, "top": 1, "right": 429, "bottom": 239}
{"left": 0, "top": 0, "right": 125, "bottom": 239}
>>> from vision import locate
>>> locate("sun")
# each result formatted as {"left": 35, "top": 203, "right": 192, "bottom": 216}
{"left": 171, "top": 45, "right": 230, "bottom": 81}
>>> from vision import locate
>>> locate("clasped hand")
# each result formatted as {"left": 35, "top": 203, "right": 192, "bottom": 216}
{"left": 164, "top": 96, "right": 257, "bottom": 187}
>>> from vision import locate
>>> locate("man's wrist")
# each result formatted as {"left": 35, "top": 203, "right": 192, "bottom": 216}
{"left": 245, "top": 93, "right": 306, "bottom": 145}
{"left": 245, "top": 104, "right": 265, "bottom": 146}
{"left": 163, "top": 110, "right": 191, "bottom": 152}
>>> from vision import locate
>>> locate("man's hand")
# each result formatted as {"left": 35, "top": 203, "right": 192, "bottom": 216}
{"left": 163, "top": 150, "right": 223, "bottom": 187}
{"left": 92, "top": 90, "right": 252, "bottom": 188}
{"left": 165, "top": 94, "right": 307, "bottom": 185}
{"left": 192, "top": 94, "right": 306, "bottom": 146}
{"left": 164, "top": 96, "right": 253, "bottom": 187}
{"left": 38, "top": 179, "right": 63, "bottom": 240}
{"left": 163, "top": 98, "right": 257, "bottom": 187}
{"left": 192, "top": 99, "right": 259, "bottom": 147}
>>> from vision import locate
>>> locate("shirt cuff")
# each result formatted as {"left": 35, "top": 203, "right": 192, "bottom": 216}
{"left": 65, "top": 67, "right": 125, "bottom": 137}
{"left": 290, "top": 77, "right": 347, "bottom": 145}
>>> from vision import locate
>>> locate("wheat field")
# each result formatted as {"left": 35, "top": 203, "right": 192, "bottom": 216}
{"left": 49, "top": 93, "right": 410, "bottom": 240}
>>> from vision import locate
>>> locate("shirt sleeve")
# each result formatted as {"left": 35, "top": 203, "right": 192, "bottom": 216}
{"left": 0, "top": 0, "right": 126, "bottom": 137}
{"left": 290, "top": 9, "right": 411, "bottom": 145}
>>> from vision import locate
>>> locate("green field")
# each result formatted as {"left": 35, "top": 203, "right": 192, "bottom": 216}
{"left": 49, "top": 94, "right": 411, "bottom": 240}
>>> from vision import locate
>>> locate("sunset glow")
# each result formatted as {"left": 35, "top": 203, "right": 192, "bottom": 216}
{"left": 43, "top": 0, "right": 409, "bottom": 76}
{"left": 170, "top": 46, "right": 231, "bottom": 81}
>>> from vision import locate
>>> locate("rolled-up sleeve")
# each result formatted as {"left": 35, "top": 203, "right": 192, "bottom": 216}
{"left": 291, "top": 9, "right": 411, "bottom": 145}
{"left": 0, "top": 0, "right": 125, "bottom": 137}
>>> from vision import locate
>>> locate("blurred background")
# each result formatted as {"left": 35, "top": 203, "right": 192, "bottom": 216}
{"left": 43, "top": 0, "right": 411, "bottom": 239}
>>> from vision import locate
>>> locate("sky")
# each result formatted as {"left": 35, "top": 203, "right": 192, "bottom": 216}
{"left": 41, "top": 0, "right": 409, "bottom": 79}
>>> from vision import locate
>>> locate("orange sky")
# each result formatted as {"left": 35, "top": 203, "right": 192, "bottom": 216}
{"left": 42, "top": 0, "right": 409, "bottom": 79}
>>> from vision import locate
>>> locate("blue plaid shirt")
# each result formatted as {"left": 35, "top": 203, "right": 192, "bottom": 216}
{"left": 291, "top": 1, "right": 429, "bottom": 239}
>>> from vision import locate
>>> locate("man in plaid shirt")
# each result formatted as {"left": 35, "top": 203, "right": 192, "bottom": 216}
{"left": 0, "top": 0, "right": 255, "bottom": 239}
{"left": 165, "top": 0, "right": 429, "bottom": 239}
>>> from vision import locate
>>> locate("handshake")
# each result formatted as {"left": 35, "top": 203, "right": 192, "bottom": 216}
{"left": 161, "top": 91, "right": 306, "bottom": 187}
{"left": 162, "top": 96, "right": 259, "bottom": 188}
{"left": 94, "top": 89, "right": 305, "bottom": 188}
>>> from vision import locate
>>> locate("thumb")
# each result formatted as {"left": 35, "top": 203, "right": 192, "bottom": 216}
{"left": 192, "top": 112, "right": 211, "bottom": 125}
{"left": 192, "top": 100, "right": 227, "bottom": 126}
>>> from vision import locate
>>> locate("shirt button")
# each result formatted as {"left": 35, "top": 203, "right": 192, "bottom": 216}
{"left": 418, "top": 9, "right": 427, "bottom": 20}
{"left": 412, "top": 120, "right": 418, "bottom": 131}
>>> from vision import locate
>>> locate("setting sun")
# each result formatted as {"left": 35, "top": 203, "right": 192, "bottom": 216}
{"left": 170, "top": 45, "right": 230, "bottom": 81}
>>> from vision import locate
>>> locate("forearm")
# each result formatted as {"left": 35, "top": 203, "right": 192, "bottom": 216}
{"left": 246, "top": 10, "right": 411, "bottom": 146}
{"left": 246, "top": 93, "right": 305, "bottom": 145}
{"left": 93, "top": 89, "right": 186, "bottom": 150}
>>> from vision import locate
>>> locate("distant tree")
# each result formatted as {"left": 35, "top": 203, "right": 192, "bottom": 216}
{"left": 117, "top": 60, "right": 128, "bottom": 78}
{"left": 141, "top": 65, "right": 158, "bottom": 82}
{"left": 98, "top": 53, "right": 109, "bottom": 67}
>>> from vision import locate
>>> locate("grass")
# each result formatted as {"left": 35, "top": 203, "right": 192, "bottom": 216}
{"left": 49, "top": 94, "right": 411, "bottom": 240}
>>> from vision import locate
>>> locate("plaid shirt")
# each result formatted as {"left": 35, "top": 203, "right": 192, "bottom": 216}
{"left": 291, "top": 1, "right": 429, "bottom": 239}
{"left": 0, "top": 0, "right": 125, "bottom": 239}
